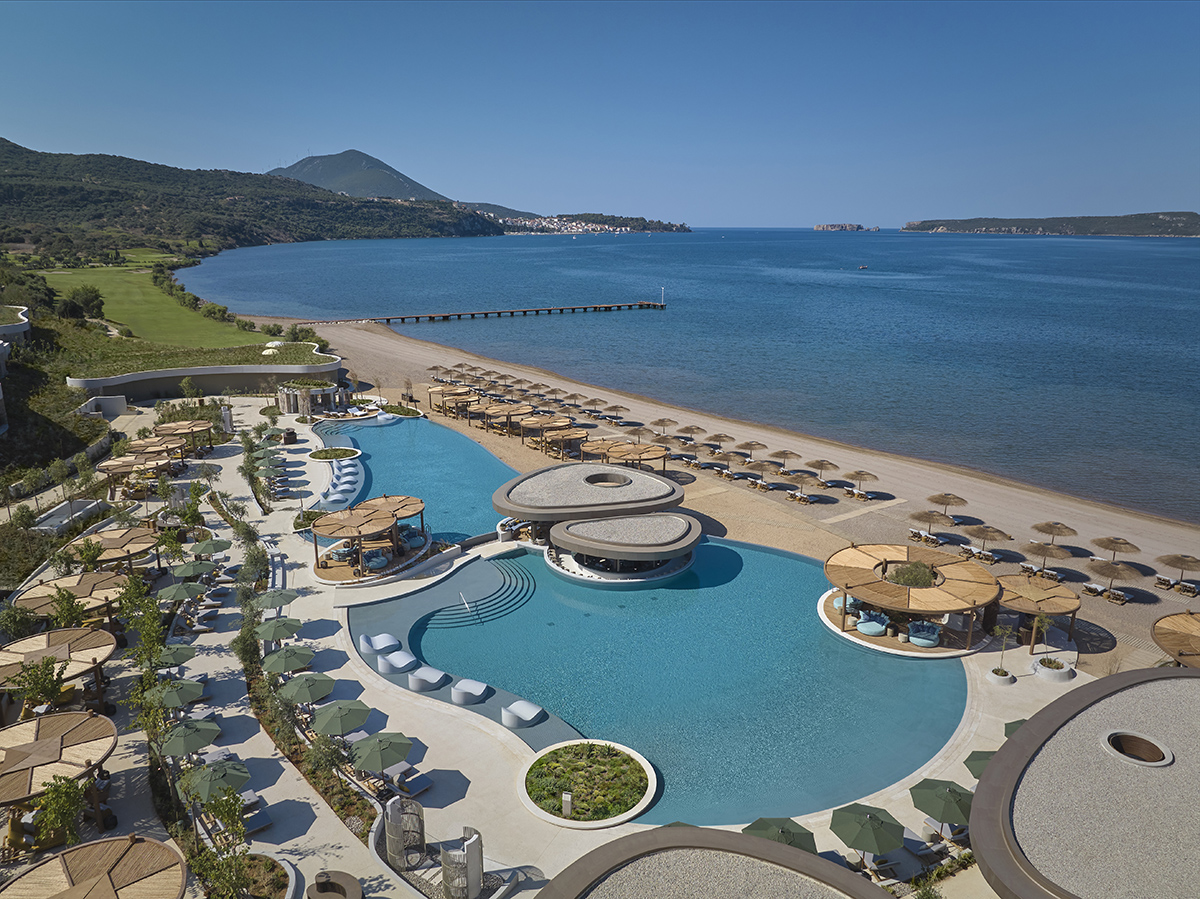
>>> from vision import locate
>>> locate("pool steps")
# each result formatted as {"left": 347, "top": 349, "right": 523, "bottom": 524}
{"left": 421, "top": 558, "right": 535, "bottom": 628}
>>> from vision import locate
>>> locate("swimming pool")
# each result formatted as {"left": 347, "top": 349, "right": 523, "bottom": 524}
{"left": 336, "top": 416, "right": 968, "bottom": 824}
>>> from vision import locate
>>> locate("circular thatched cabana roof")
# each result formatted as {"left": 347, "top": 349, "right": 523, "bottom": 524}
{"left": 0, "top": 833, "right": 186, "bottom": 898}
{"left": 997, "top": 575, "right": 1081, "bottom": 617}
{"left": 354, "top": 494, "right": 425, "bottom": 522}
{"left": 0, "top": 711, "right": 118, "bottom": 806}
{"left": 824, "top": 544, "right": 1000, "bottom": 614}
{"left": 1152, "top": 610, "right": 1200, "bottom": 667}
{"left": 13, "top": 571, "right": 126, "bottom": 618}
{"left": 0, "top": 628, "right": 118, "bottom": 688}
{"left": 311, "top": 509, "right": 392, "bottom": 541}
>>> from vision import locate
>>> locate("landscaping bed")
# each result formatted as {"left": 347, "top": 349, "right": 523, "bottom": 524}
{"left": 309, "top": 447, "right": 360, "bottom": 461}
{"left": 525, "top": 742, "right": 649, "bottom": 821}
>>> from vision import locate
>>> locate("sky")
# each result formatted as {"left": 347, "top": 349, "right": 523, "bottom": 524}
{"left": 3, "top": 0, "right": 1198, "bottom": 228}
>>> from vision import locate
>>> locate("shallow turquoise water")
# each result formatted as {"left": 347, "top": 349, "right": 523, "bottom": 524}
{"left": 325, "top": 416, "right": 967, "bottom": 824}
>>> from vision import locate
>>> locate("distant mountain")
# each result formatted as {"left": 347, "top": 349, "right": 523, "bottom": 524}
{"left": 0, "top": 138, "right": 502, "bottom": 253}
{"left": 902, "top": 212, "right": 1199, "bottom": 237}
{"left": 268, "top": 149, "right": 450, "bottom": 202}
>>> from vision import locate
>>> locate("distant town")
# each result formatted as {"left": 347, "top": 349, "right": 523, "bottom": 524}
{"left": 477, "top": 211, "right": 692, "bottom": 235}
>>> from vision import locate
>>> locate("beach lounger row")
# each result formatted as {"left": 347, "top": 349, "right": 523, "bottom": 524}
{"left": 959, "top": 544, "right": 997, "bottom": 564}
{"left": 909, "top": 528, "right": 947, "bottom": 546}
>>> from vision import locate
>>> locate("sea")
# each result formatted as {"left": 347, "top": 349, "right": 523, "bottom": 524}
{"left": 179, "top": 229, "right": 1200, "bottom": 523}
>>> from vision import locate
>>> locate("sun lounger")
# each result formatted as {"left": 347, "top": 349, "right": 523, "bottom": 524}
{"left": 907, "top": 621, "right": 941, "bottom": 648}
{"left": 382, "top": 760, "right": 416, "bottom": 784}
{"left": 239, "top": 789, "right": 260, "bottom": 811}
{"left": 1105, "top": 589, "right": 1129, "bottom": 605}
{"left": 909, "top": 528, "right": 924, "bottom": 542}
{"left": 343, "top": 729, "right": 371, "bottom": 745}
{"left": 242, "top": 807, "right": 273, "bottom": 836}
{"left": 408, "top": 666, "right": 447, "bottom": 692}
{"left": 393, "top": 773, "right": 432, "bottom": 798}
{"left": 856, "top": 609, "right": 889, "bottom": 637}
{"left": 922, "top": 533, "right": 947, "bottom": 547}
{"left": 1154, "top": 574, "right": 1178, "bottom": 590}
{"left": 959, "top": 544, "right": 979, "bottom": 558}
{"left": 178, "top": 619, "right": 214, "bottom": 635}
{"left": 1082, "top": 583, "right": 1105, "bottom": 596}
{"left": 502, "top": 699, "right": 544, "bottom": 728}
{"left": 976, "top": 550, "right": 997, "bottom": 565}
{"left": 200, "top": 748, "right": 235, "bottom": 765}
{"left": 451, "top": 678, "right": 488, "bottom": 705}
{"left": 377, "top": 649, "right": 419, "bottom": 675}
{"left": 1019, "top": 562, "right": 1041, "bottom": 576}
{"left": 787, "top": 491, "right": 812, "bottom": 504}
{"left": 1178, "top": 582, "right": 1199, "bottom": 597}
{"left": 358, "top": 633, "right": 401, "bottom": 654}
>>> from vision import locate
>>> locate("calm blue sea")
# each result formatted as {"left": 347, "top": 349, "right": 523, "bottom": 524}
{"left": 180, "top": 230, "right": 1200, "bottom": 522}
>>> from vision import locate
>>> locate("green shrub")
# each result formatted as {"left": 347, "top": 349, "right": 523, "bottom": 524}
{"left": 261, "top": 323, "right": 283, "bottom": 337}
{"left": 117, "top": 326, "right": 135, "bottom": 338}
{"left": 10, "top": 505, "right": 36, "bottom": 529}
{"left": 887, "top": 561, "right": 936, "bottom": 588}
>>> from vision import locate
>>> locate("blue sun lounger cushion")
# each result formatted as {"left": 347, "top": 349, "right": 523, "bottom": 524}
{"left": 856, "top": 609, "right": 889, "bottom": 637}
{"left": 833, "top": 595, "right": 862, "bottom": 613}
{"left": 907, "top": 621, "right": 941, "bottom": 648}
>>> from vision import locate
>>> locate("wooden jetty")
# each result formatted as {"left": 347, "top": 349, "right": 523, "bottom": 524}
{"left": 298, "top": 301, "right": 665, "bottom": 326}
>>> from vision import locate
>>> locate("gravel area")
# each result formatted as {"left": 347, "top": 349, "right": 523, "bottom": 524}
{"left": 569, "top": 514, "right": 690, "bottom": 544}
{"left": 1011, "top": 679, "right": 1200, "bottom": 898}
{"left": 508, "top": 462, "right": 676, "bottom": 507}
{"left": 581, "top": 849, "right": 849, "bottom": 899}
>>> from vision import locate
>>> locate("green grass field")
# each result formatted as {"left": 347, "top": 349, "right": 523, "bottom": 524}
{"left": 42, "top": 252, "right": 272, "bottom": 348}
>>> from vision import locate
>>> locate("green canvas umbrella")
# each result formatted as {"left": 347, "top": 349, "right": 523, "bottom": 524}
{"left": 255, "top": 617, "right": 303, "bottom": 642}
{"left": 662, "top": 821, "right": 697, "bottom": 828}
{"left": 161, "top": 719, "right": 221, "bottom": 757}
{"left": 157, "top": 583, "right": 206, "bottom": 603}
{"left": 964, "top": 750, "right": 996, "bottom": 779}
{"left": 830, "top": 803, "right": 904, "bottom": 862}
{"left": 253, "top": 448, "right": 281, "bottom": 460}
{"left": 159, "top": 678, "right": 206, "bottom": 708}
{"left": 1005, "top": 719, "right": 1027, "bottom": 738}
{"left": 741, "top": 817, "right": 818, "bottom": 854}
{"left": 156, "top": 644, "right": 197, "bottom": 667}
{"left": 191, "top": 538, "right": 232, "bottom": 556}
{"left": 312, "top": 699, "right": 370, "bottom": 736}
{"left": 256, "top": 465, "right": 285, "bottom": 478}
{"left": 277, "top": 672, "right": 335, "bottom": 704}
{"left": 264, "top": 427, "right": 286, "bottom": 436}
{"left": 909, "top": 779, "right": 974, "bottom": 827}
{"left": 350, "top": 732, "right": 414, "bottom": 772}
{"left": 173, "top": 560, "right": 216, "bottom": 580}
{"left": 181, "top": 759, "right": 250, "bottom": 802}
{"left": 247, "top": 589, "right": 298, "bottom": 611}
{"left": 262, "top": 644, "right": 314, "bottom": 674}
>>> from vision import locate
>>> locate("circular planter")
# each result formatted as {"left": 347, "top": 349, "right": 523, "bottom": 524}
{"left": 517, "top": 739, "right": 657, "bottom": 830}
{"left": 307, "top": 447, "right": 362, "bottom": 462}
{"left": 987, "top": 669, "right": 1017, "bottom": 685}
{"left": 1033, "top": 659, "right": 1075, "bottom": 682}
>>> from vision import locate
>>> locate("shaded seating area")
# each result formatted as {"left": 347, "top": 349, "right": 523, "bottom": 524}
{"left": 907, "top": 621, "right": 942, "bottom": 648}
{"left": 856, "top": 609, "right": 889, "bottom": 637}
{"left": 997, "top": 575, "right": 1081, "bottom": 647}
{"left": 311, "top": 494, "right": 427, "bottom": 582}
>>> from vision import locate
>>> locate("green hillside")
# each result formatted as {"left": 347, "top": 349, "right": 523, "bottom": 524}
{"left": 901, "top": 212, "right": 1199, "bottom": 237}
{"left": 267, "top": 149, "right": 450, "bottom": 202}
{"left": 0, "top": 138, "right": 502, "bottom": 255}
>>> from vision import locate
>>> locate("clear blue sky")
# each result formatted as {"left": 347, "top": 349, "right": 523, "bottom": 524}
{"left": 3, "top": 0, "right": 1198, "bottom": 227}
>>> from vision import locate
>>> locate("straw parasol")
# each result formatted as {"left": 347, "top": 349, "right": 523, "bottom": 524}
{"left": 744, "top": 460, "right": 781, "bottom": 479}
{"left": 1032, "top": 521, "right": 1077, "bottom": 544}
{"left": 709, "top": 451, "right": 741, "bottom": 470}
{"left": 1091, "top": 536, "right": 1140, "bottom": 560}
{"left": 625, "top": 426, "right": 656, "bottom": 443}
{"left": 676, "top": 425, "right": 707, "bottom": 439}
{"left": 911, "top": 510, "right": 955, "bottom": 529}
{"left": 741, "top": 817, "right": 817, "bottom": 854}
{"left": 1151, "top": 610, "right": 1200, "bottom": 667}
{"left": 1087, "top": 559, "right": 1138, "bottom": 592}
{"left": 1020, "top": 541, "right": 1074, "bottom": 569}
{"left": 652, "top": 434, "right": 679, "bottom": 447}
{"left": 649, "top": 417, "right": 678, "bottom": 434}
{"left": 706, "top": 433, "right": 735, "bottom": 451}
{"left": 1157, "top": 554, "right": 1200, "bottom": 583}
{"left": 560, "top": 392, "right": 585, "bottom": 405}
{"left": 604, "top": 404, "right": 630, "bottom": 418}
{"left": 736, "top": 440, "right": 767, "bottom": 461}
{"left": 583, "top": 397, "right": 606, "bottom": 411}
{"left": 964, "top": 525, "right": 1012, "bottom": 552}
{"left": 787, "top": 472, "right": 824, "bottom": 493}
{"left": 769, "top": 449, "right": 803, "bottom": 470}
{"left": 928, "top": 493, "right": 968, "bottom": 515}
{"left": 842, "top": 470, "right": 878, "bottom": 490}
{"left": 806, "top": 459, "right": 837, "bottom": 481}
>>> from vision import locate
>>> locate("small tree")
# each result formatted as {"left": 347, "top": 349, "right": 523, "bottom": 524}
{"left": 305, "top": 733, "right": 347, "bottom": 774}
{"left": 136, "top": 426, "right": 153, "bottom": 440}
{"left": 20, "top": 469, "right": 47, "bottom": 510}
{"left": 992, "top": 624, "right": 1015, "bottom": 675}
{"left": 10, "top": 505, "right": 36, "bottom": 529}
{"left": 1032, "top": 612, "right": 1054, "bottom": 654}
{"left": 263, "top": 406, "right": 281, "bottom": 428}
{"left": 35, "top": 774, "right": 87, "bottom": 846}
{"left": 11, "top": 656, "right": 68, "bottom": 710}
{"left": 73, "top": 538, "right": 104, "bottom": 572}
{"left": 179, "top": 376, "right": 202, "bottom": 399}
{"left": 48, "top": 458, "right": 72, "bottom": 486}
{"left": 189, "top": 787, "right": 251, "bottom": 899}
{"left": 0, "top": 603, "right": 39, "bottom": 641}
{"left": 49, "top": 548, "right": 78, "bottom": 576}
{"left": 195, "top": 462, "right": 220, "bottom": 489}
{"left": 50, "top": 586, "right": 87, "bottom": 629}
{"left": 156, "top": 474, "right": 174, "bottom": 510}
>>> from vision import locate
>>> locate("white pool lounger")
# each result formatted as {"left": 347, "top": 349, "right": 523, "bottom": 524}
{"left": 408, "top": 666, "right": 447, "bottom": 692}
{"left": 451, "top": 679, "right": 488, "bottom": 705}
{"left": 377, "top": 650, "right": 419, "bottom": 674}
{"left": 502, "top": 699, "right": 544, "bottom": 728}
{"left": 359, "top": 633, "right": 400, "bottom": 654}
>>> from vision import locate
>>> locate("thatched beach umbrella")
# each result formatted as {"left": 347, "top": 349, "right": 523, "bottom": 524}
{"left": 806, "top": 459, "right": 837, "bottom": 483}
{"left": 842, "top": 470, "right": 878, "bottom": 491}
{"left": 544, "top": 387, "right": 566, "bottom": 401}
{"left": 736, "top": 440, "right": 768, "bottom": 462}
{"left": 911, "top": 510, "right": 955, "bottom": 529}
{"left": 770, "top": 449, "right": 803, "bottom": 471}
{"left": 652, "top": 434, "right": 678, "bottom": 447}
{"left": 1087, "top": 559, "right": 1138, "bottom": 592}
{"left": 1157, "top": 553, "right": 1200, "bottom": 583}
{"left": 1032, "top": 521, "right": 1077, "bottom": 544}
{"left": 559, "top": 392, "right": 583, "bottom": 405}
{"left": 1092, "top": 536, "right": 1141, "bottom": 560}
{"left": 709, "top": 451, "right": 741, "bottom": 471}
{"left": 1021, "top": 541, "right": 1073, "bottom": 569}
{"left": 964, "top": 525, "right": 1011, "bottom": 552}
{"left": 626, "top": 426, "right": 656, "bottom": 443}
{"left": 584, "top": 397, "right": 606, "bottom": 411}
{"left": 928, "top": 493, "right": 968, "bottom": 516}
{"left": 744, "top": 460, "right": 781, "bottom": 481}
{"left": 605, "top": 404, "right": 630, "bottom": 419}
{"left": 788, "top": 472, "right": 824, "bottom": 493}
{"left": 676, "top": 424, "right": 707, "bottom": 439}
{"left": 707, "top": 433, "right": 735, "bottom": 451}
{"left": 650, "top": 417, "right": 678, "bottom": 434}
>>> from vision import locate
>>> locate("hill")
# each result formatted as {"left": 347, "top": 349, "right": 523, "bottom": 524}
{"left": 267, "top": 149, "right": 450, "bottom": 202}
{"left": 0, "top": 138, "right": 502, "bottom": 255}
{"left": 462, "top": 201, "right": 544, "bottom": 219}
{"left": 901, "top": 212, "right": 1199, "bottom": 237}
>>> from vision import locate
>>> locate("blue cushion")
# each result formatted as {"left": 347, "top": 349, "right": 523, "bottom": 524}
{"left": 834, "top": 595, "right": 862, "bottom": 612}
{"left": 907, "top": 622, "right": 941, "bottom": 648}
{"left": 857, "top": 620, "right": 887, "bottom": 637}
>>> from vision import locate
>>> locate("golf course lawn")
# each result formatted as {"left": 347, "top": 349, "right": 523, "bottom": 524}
{"left": 42, "top": 250, "right": 272, "bottom": 348}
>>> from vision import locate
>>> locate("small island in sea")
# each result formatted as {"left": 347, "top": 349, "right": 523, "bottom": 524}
{"left": 902, "top": 211, "right": 1199, "bottom": 237}
{"left": 814, "top": 223, "right": 881, "bottom": 232}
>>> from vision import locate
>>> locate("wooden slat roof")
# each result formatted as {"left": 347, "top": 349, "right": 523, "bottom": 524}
{"left": 824, "top": 543, "right": 1000, "bottom": 614}
{"left": 997, "top": 575, "right": 1082, "bottom": 616}
{"left": 0, "top": 834, "right": 185, "bottom": 899}
{"left": 0, "top": 712, "right": 118, "bottom": 806}
{"left": 0, "top": 628, "right": 118, "bottom": 686}
{"left": 1152, "top": 610, "right": 1200, "bottom": 667}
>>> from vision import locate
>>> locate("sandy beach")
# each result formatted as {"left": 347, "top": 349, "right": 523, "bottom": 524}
{"left": 259, "top": 316, "right": 1198, "bottom": 672}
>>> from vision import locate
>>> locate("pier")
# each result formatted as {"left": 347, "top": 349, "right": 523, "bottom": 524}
{"left": 297, "top": 301, "right": 665, "bottom": 326}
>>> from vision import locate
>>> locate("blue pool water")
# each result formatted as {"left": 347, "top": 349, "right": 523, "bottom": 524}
{"left": 315, "top": 416, "right": 516, "bottom": 541}
{"left": 330, "top": 415, "right": 968, "bottom": 824}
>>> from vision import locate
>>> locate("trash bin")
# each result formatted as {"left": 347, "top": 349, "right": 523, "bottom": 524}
{"left": 283, "top": 428, "right": 297, "bottom": 445}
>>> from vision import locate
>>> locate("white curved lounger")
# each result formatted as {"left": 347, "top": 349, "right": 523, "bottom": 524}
{"left": 359, "top": 633, "right": 400, "bottom": 655}
{"left": 501, "top": 699, "right": 544, "bottom": 728}
{"left": 376, "top": 650, "right": 419, "bottom": 674}
{"left": 451, "top": 679, "right": 488, "bottom": 705}
{"left": 408, "top": 666, "right": 447, "bottom": 692}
